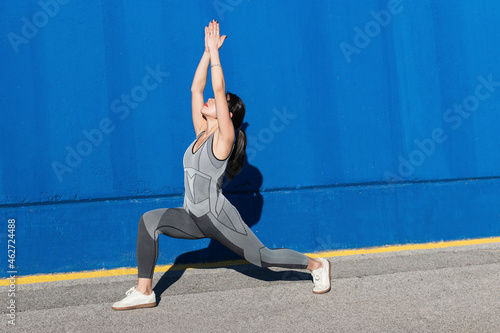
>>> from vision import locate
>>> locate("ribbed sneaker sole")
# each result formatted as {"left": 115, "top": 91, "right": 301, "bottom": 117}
{"left": 312, "top": 259, "right": 331, "bottom": 294}
{"left": 112, "top": 302, "right": 157, "bottom": 311}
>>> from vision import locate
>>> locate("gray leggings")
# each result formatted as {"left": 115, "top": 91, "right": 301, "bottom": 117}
{"left": 137, "top": 206, "right": 309, "bottom": 279}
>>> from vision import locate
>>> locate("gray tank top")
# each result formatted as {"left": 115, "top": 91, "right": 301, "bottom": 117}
{"left": 182, "top": 131, "right": 234, "bottom": 217}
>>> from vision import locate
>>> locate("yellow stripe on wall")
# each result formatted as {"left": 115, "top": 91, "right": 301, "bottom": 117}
{"left": 2, "top": 236, "right": 499, "bottom": 286}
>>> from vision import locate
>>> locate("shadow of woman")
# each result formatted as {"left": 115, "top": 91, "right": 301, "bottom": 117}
{"left": 153, "top": 123, "right": 311, "bottom": 299}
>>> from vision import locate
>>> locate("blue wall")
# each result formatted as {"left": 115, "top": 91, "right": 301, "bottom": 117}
{"left": 1, "top": 0, "right": 500, "bottom": 277}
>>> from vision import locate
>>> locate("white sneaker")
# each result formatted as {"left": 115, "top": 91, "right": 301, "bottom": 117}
{"left": 311, "top": 258, "right": 331, "bottom": 294}
{"left": 112, "top": 286, "right": 156, "bottom": 311}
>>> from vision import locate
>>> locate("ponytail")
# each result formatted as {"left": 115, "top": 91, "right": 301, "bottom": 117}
{"left": 226, "top": 128, "right": 246, "bottom": 181}
{"left": 225, "top": 91, "right": 246, "bottom": 181}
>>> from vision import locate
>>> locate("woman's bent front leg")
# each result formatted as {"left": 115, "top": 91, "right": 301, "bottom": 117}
{"left": 112, "top": 208, "right": 206, "bottom": 311}
{"left": 136, "top": 208, "right": 206, "bottom": 280}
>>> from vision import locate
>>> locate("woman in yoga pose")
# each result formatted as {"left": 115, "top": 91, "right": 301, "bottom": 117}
{"left": 112, "top": 20, "right": 331, "bottom": 311}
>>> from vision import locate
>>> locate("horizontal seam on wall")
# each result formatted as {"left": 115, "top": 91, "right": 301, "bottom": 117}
{"left": 3, "top": 175, "right": 500, "bottom": 209}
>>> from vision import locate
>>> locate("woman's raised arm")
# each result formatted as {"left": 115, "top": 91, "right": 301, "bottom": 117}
{"left": 190, "top": 26, "right": 211, "bottom": 137}
{"left": 207, "top": 21, "right": 234, "bottom": 151}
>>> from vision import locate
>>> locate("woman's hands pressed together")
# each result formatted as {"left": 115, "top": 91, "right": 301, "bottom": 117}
{"left": 205, "top": 20, "right": 227, "bottom": 53}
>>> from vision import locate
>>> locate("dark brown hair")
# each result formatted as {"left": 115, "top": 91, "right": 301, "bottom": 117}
{"left": 226, "top": 91, "right": 246, "bottom": 181}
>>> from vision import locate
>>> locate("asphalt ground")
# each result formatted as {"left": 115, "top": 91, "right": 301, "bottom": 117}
{"left": 1, "top": 241, "right": 499, "bottom": 332}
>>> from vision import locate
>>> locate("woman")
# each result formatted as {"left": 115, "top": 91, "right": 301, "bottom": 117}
{"left": 112, "top": 20, "right": 331, "bottom": 311}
